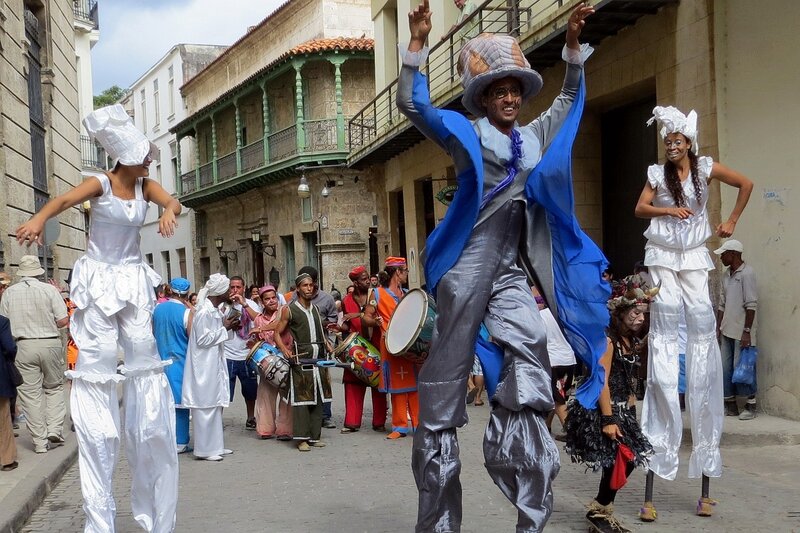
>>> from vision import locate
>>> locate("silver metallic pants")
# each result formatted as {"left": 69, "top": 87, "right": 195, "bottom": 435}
{"left": 413, "top": 201, "right": 559, "bottom": 533}
{"left": 70, "top": 302, "right": 179, "bottom": 533}
{"left": 641, "top": 266, "right": 723, "bottom": 481}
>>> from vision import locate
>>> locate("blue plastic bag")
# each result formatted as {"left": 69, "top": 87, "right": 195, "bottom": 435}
{"left": 732, "top": 346, "right": 758, "bottom": 386}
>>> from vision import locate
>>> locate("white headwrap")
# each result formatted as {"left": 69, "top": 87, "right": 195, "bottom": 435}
{"left": 647, "top": 106, "right": 699, "bottom": 151}
{"left": 196, "top": 273, "right": 230, "bottom": 308}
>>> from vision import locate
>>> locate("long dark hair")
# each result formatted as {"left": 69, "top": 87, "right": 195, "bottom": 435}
{"left": 663, "top": 146, "right": 701, "bottom": 207}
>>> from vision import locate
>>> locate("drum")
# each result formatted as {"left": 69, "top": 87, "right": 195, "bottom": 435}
{"left": 332, "top": 333, "right": 382, "bottom": 388}
{"left": 385, "top": 288, "right": 437, "bottom": 365}
{"left": 247, "top": 341, "right": 290, "bottom": 390}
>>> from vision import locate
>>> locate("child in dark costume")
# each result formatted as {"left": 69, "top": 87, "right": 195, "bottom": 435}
{"left": 566, "top": 275, "right": 658, "bottom": 532}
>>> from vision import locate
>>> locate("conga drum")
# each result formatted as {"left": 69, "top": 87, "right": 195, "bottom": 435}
{"left": 246, "top": 341, "right": 290, "bottom": 390}
{"left": 385, "top": 288, "right": 437, "bottom": 365}
{"left": 332, "top": 332, "right": 382, "bottom": 388}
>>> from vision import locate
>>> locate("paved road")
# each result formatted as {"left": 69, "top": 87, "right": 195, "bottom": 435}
{"left": 21, "top": 369, "right": 800, "bottom": 532}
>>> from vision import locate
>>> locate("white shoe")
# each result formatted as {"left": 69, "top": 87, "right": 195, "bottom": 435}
{"left": 203, "top": 455, "right": 223, "bottom": 461}
{"left": 221, "top": 448, "right": 233, "bottom": 455}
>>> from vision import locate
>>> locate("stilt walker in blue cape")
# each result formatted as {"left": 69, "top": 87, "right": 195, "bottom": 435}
{"left": 398, "top": 2, "right": 610, "bottom": 531}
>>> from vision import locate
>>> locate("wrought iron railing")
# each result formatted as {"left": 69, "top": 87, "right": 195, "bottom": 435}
{"left": 217, "top": 151, "right": 237, "bottom": 181}
{"left": 73, "top": 0, "right": 99, "bottom": 29}
{"left": 198, "top": 162, "right": 214, "bottom": 187}
{"left": 241, "top": 139, "right": 264, "bottom": 172}
{"left": 348, "top": 0, "right": 571, "bottom": 157}
{"left": 268, "top": 125, "right": 298, "bottom": 162}
{"left": 80, "top": 134, "right": 106, "bottom": 169}
{"left": 181, "top": 171, "right": 196, "bottom": 194}
{"left": 305, "top": 119, "right": 339, "bottom": 152}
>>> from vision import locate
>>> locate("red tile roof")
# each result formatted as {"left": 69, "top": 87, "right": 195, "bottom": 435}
{"left": 288, "top": 37, "right": 374, "bottom": 56}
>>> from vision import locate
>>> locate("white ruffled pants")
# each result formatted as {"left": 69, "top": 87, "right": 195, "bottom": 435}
{"left": 69, "top": 302, "right": 178, "bottom": 533}
{"left": 641, "top": 266, "right": 724, "bottom": 481}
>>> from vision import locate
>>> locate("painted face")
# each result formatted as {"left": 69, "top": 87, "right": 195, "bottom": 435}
{"left": 297, "top": 278, "right": 315, "bottom": 300}
{"left": 622, "top": 305, "right": 647, "bottom": 334}
{"left": 664, "top": 133, "right": 691, "bottom": 163}
{"left": 481, "top": 77, "right": 522, "bottom": 131}
{"left": 260, "top": 290, "right": 278, "bottom": 312}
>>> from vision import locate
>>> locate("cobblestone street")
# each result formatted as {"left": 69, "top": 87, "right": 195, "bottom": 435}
{"left": 20, "top": 369, "right": 800, "bottom": 532}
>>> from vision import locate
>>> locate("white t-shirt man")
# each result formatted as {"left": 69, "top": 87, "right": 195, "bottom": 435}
{"left": 219, "top": 298, "right": 260, "bottom": 361}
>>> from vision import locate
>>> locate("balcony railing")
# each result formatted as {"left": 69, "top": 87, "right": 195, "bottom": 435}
{"left": 179, "top": 118, "right": 347, "bottom": 200}
{"left": 241, "top": 139, "right": 264, "bottom": 172}
{"left": 348, "top": 0, "right": 574, "bottom": 162}
{"left": 80, "top": 134, "right": 106, "bottom": 169}
{"left": 73, "top": 0, "right": 99, "bottom": 30}
{"left": 217, "top": 151, "right": 237, "bottom": 181}
{"left": 268, "top": 125, "right": 298, "bottom": 162}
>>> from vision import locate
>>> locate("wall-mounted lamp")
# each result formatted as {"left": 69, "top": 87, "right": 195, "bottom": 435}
{"left": 320, "top": 180, "right": 337, "bottom": 198}
{"left": 250, "top": 228, "right": 277, "bottom": 257}
{"left": 297, "top": 175, "right": 310, "bottom": 199}
{"left": 214, "top": 236, "right": 238, "bottom": 261}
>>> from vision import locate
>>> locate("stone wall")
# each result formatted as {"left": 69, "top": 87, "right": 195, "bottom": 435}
{"left": 1, "top": 1, "right": 84, "bottom": 278}
{"left": 192, "top": 167, "right": 384, "bottom": 294}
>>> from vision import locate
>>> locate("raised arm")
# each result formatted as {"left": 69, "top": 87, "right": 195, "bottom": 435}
{"left": 525, "top": 4, "right": 594, "bottom": 149}
{"left": 710, "top": 162, "right": 753, "bottom": 238}
{"left": 16, "top": 175, "right": 103, "bottom": 246}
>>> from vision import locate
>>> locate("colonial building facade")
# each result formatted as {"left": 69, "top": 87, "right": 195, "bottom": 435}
{"left": 173, "top": 0, "right": 380, "bottom": 294}
{"left": 350, "top": 0, "right": 800, "bottom": 418}
{"left": 1, "top": 0, "right": 98, "bottom": 279}
{"left": 120, "top": 44, "right": 228, "bottom": 290}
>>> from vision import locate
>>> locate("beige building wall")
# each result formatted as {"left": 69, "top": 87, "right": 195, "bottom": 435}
{"left": 195, "top": 168, "right": 384, "bottom": 293}
{"left": 1, "top": 1, "right": 85, "bottom": 279}
{"left": 182, "top": 0, "right": 373, "bottom": 114}
{"left": 713, "top": 0, "right": 800, "bottom": 420}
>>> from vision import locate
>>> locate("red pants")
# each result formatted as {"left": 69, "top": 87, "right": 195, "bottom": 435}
{"left": 391, "top": 391, "right": 419, "bottom": 434}
{"left": 343, "top": 382, "right": 387, "bottom": 429}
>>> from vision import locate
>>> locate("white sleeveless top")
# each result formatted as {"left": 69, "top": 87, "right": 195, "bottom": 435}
{"left": 70, "top": 172, "right": 161, "bottom": 316}
{"left": 643, "top": 156, "right": 715, "bottom": 272}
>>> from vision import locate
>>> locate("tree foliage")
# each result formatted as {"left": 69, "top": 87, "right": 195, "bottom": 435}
{"left": 93, "top": 85, "right": 126, "bottom": 109}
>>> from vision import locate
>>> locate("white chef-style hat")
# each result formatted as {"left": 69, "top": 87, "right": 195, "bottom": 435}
{"left": 83, "top": 104, "right": 159, "bottom": 166}
{"left": 647, "top": 106, "right": 699, "bottom": 152}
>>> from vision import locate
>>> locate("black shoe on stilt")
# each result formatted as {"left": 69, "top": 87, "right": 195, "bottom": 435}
{"left": 586, "top": 501, "right": 631, "bottom": 533}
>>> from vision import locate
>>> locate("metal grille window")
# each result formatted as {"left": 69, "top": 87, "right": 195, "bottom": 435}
{"left": 26, "top": 9, "right": 52, "bottom": 274}
{"left": 195, "top": 211, "right": 207, "bottom": 248}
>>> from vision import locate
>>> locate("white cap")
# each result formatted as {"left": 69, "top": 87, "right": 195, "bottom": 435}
{"left": 714, "top": 239, "right": 744, "bottom": 255}
{"left": 83, "top": 104, "right": 159, "bottom": 166}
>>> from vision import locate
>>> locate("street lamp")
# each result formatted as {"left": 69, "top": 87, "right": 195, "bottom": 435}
{"left": 297, "top": 174, "right": 310, "bottom": 198}
{"left": 214, "top": 236, "right": 238, "bottom": 261}
{"left": 250, "top": 228, "right": 276, "bottom": 257}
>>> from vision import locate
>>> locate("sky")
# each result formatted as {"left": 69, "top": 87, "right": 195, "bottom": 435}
{"left": 92, "top": 0, "right": 285, "bottom": 94}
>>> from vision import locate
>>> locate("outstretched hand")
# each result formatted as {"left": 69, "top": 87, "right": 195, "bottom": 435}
{"left": 408, "top": 0, "right": 432, "bottom": 45}
{"left": 566, "top": 2, "right": 594, "bottom": 49}
{"left": 16, "top": 217, "right": 45, "bottom": 246}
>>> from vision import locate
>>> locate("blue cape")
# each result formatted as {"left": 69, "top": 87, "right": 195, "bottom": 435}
{"left": 412, "top": 71, "right": 609, "bottom": 409}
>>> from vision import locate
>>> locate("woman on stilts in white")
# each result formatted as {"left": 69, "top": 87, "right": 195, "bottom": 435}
{"left": 634, "top": 106, "right": 753, "bottom": 521}
{"left": 16, "top": 104, "right": 181, "bottom": 533}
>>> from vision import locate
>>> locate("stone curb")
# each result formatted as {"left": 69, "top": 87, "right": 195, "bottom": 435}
{"left": 0, "top": 438, "right": 79, "bottom": 533}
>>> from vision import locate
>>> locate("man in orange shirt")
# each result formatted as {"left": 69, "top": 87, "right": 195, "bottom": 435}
{"left": 365, "top": 257, "right": 419, "bottom": 439}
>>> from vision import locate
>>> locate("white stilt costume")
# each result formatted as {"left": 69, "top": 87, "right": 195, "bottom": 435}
{"left": 640, "top": 107, "right": 724, "bottom": 481}
{"left": 67, "top": 105, "right": 179, "bottom": 533}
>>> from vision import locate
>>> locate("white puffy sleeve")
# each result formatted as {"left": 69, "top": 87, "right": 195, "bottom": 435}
{"left": 646, "top": 164, "right": 664, "bottom": 189}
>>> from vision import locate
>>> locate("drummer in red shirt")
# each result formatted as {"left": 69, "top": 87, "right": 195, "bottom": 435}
{"left": 339, "top": 266, "right": 388, "bottom": 433}
{"left": 363, "top": 257, "right": 420, "bottom": 440}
